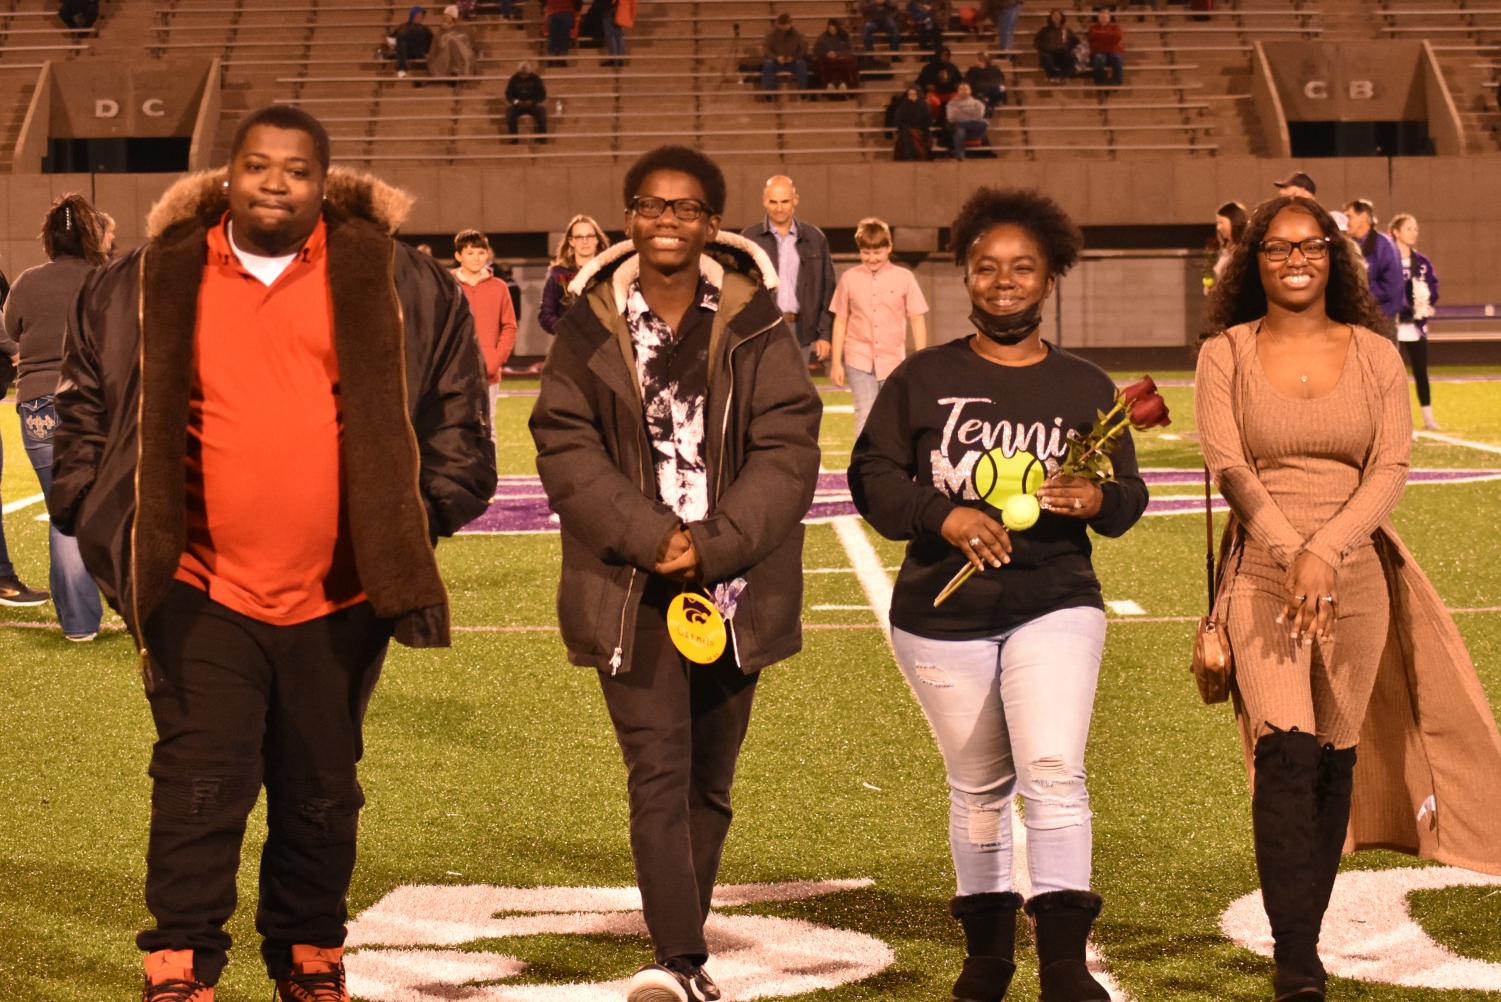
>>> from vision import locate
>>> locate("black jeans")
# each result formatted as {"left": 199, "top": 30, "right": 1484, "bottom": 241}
{"left": 137, "top": 581, "right": 391, "bottom": 984}
{"left": 599, "top": 579, "right": 759, "bottom": 963}
{"left": 507, "top": 102, "right": 548, "bottom": 134}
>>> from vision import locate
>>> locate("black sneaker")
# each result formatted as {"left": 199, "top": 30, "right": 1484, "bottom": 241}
{"left": 625, "top": 964, "right": 688, "bottom": 1002}
{"left": 680, "top": 962, "right": 721, "bottom": 1001}
{"left": 0, "top": 574, "right": 49, "bottom": 607}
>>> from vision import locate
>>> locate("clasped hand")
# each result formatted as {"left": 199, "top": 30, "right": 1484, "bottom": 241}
{"left": 654, "top": 526, "right": 700, "bottom": 581}
{"left": 1276, "top": 550, "right": 1338, "bottom": 645}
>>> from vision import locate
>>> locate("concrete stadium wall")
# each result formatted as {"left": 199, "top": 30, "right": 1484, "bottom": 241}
{"left": 3, "top": 156, "right": 1497, "bottom": 350}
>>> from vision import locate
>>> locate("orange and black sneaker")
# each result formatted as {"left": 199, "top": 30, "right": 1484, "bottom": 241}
{"left": 274, "top": 945, "right": 349, "bottom": 1002}
{"left": 142, "top": 949, "right": 214, "bottom": 1002}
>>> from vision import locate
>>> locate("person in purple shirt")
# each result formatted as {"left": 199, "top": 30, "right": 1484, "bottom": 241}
{"left": 1344, "top": 198, "right": 1402, "bottom": 338}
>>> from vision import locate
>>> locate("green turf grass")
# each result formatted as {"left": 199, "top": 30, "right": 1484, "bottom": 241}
{"left": 2, "top": 368, "right": 1499, "bottom": 1000}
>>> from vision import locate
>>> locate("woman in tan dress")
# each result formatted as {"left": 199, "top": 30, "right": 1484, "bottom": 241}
{"left": 1195, "top": 196, "right": 1501, "bottom": 1001}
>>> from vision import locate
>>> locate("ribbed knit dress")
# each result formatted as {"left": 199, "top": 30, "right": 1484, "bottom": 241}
{"left": 1194, "top": 322, "right": 1411, "bottom": 748}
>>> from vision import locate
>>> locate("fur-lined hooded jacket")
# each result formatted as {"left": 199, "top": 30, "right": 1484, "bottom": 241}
{"left": 49, "top": 167, "right": 497, "bottom": 659}
{"left": 529, "top": 233, "right": 822, "bottom": 675}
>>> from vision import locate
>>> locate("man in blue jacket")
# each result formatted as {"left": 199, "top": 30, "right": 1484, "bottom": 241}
{"left": 1345, "top": 198, "right": 1402, "bottom": 339}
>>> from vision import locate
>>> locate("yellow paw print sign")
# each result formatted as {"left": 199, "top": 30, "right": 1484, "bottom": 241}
{"left": 668, "top": 591, "right": 728, "bottom": 664}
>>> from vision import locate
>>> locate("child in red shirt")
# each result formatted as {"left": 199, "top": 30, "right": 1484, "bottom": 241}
{"left": 451, "top": 229, "right": 518, "bottom": 431}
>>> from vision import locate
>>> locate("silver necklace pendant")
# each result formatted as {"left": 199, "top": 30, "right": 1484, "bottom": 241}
{"left": 1299, "top": 374, "right": 1309, "bottom": 383}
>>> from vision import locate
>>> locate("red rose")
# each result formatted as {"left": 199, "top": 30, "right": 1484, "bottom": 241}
{"left": 1119, "top": 375, "right": 1159, "bottom": 406}
{"left": 1128, "top": 392, "right": 1171, "bottom": 429}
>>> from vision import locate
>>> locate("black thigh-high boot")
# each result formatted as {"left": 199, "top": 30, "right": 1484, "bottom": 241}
{"left": 1311, "top": 745, "right": 1357, "bottom": 928}
{"left": 1024, "top": 890, "right": 1110, "bottom": 1002}
{"left": 1252, "top": 727, "right": 1326, "bottom": 1001}
{"left": 950, "top": 892, "right": 1024, "bottom": 1002}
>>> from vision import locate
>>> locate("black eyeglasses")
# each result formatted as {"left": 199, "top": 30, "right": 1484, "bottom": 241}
{"left": 629, "top": 196, "right": 711, "bottom": 221}
{"left": 1259, "top": 237, "right": 1330, "bottom": 263}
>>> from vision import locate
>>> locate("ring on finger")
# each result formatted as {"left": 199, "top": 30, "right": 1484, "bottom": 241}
{"left": 1319, "top": 594, "right": 1335, "bottom": 604}
{"left": 968, "top": 536, "right": 982, "bottom": 547}
{"left": 1073, "top": 497, "right": 1081, "bottom": 510}
{"left": 1294, "top": 594, "right": 1307, "bottom": 603}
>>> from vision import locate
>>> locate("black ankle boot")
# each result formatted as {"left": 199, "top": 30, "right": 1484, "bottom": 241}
{"left": 1024, "top": 890, "right": 1110, "bottom": 1001}
{"left": 1252, "top": 727, "right": 1327, "bottom": 1001}
{"left": 949, "top": 892, "right": 1023, "bottom": 1002}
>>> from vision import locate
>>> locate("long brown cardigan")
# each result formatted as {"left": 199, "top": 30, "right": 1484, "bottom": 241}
{"left": 1198, "top": 323, "right": 1501, "bottom": 875}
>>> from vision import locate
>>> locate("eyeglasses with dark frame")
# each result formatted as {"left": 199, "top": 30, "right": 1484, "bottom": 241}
{"left": 629, "top": 196, "right": 712, "bottom": 221}
{"left": 1258, "top": 237, "right": 1331, "bottom": 263}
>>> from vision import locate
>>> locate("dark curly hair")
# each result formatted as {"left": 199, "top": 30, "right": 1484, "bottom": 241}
{"left": 950, "top": 187, "right": 1083, "bottom": 274}
{"left": 1203, "top": 196, "right": 1385, "bottom": 340}
{"left": 622, "top": 145, "right": 727, "bottom": 216}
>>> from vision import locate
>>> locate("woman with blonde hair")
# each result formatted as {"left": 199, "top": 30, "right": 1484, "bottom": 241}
{"left": 1195, "top": 195, "right": 1501, "bottom": 1000}
{"left": 539, "top": 213, "right": 609, "bottom": 334}
{"left": 1388, "top": 212, "right": 1441, "bottom": 429}
{"left": 0, "top": 192, "right": 108, "bottom": 640}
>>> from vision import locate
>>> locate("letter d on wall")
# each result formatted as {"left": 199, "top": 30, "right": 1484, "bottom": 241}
{"left": 94, "top": 98, "right": 120, "bottom": 118}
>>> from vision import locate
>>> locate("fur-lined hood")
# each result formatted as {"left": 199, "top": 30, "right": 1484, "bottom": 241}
{"left": 567, "top": 231, "right": 780, "bottom": 311}
{"left": 145, "top": 166, "right": 414, "bottom": 242}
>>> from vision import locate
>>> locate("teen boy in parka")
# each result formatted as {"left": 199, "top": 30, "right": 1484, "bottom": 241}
{"left": 49, "top": 105, "right": 496, "bottom": 1001}
{"left": 530, "top": 146, "right": 821, "bottom": 1002}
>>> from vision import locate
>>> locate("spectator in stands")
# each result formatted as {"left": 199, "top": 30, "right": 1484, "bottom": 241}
{"left": 58, "top": 0, "right": 98, "bottom": 31}
{"left": 984, "top": 0, "right": 1023, "bottom": 54}
{"left": 452, "top": 229, "right": 519, "bottom": 426}
{"left": 1034, "top": 9, "right": 1080, "bottom": 82}
{"left": 390, "top": 6, "right": 433, "bottom": 79}
{"left": 506, "top": 62, "right": 549, "bottom": 137}
{"left": 1389, "top": 213, "right": 1441, "bottom": 430}
{"left": 545, "top": 0, "right": 581, "bottom": 58}
{"left": 892, "top": 84, "right": 934, "bottom": 159}
{"left": 946, "top": 82, "right": 990, "bottom": 158}
{"left": 762, "top": 13, "right": 811, "bottom": 95}
{"left": 1345, "top": 198, "right": 1403, "bottom": 338}
{"left": 908, "top": 0, "right": 944, "bottom": 51}
{"left": 863, "top": 0, "right": 903, "bottom": 51}
{"left": 0, "top": 263, "right": 49, "bottom": 611}
{"left": 743, "top": 175, "right": 838, "bottom": 368}
{"left": 917, "top": 45, "right": 964, "bottom": 113}
{"left": 1274, "top": 170, "right": 1317, "bottom": 200}
{"left": 1, "top": 193, "right": 107, "bottom": 641}
{"left": 814, "top": 18, "right": 861, "bottom": 90}
{"left": 1088, "top": 8, "right": 1124, "bottom": 86}
{"left": 965, "top": 50, "right": 1007, "bottom": 110}
{"left": 429, "top": 6, "right": 479, "bottom": 81}
{"left": 539, "top": 213, "right": 609, "bottom": 334}
{"left": 1205, "top": 199, "right": 1246, "bottom": 294}
{"left": 830, "top": 217, "right": 928, "bottom": 436}
{"left": 587, "top": 0, "right": 634, "bottom": 65}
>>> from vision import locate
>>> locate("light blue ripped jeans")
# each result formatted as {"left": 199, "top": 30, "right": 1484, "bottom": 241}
{"left": 892, "top": 606, "right": 1107, "bottom": 896}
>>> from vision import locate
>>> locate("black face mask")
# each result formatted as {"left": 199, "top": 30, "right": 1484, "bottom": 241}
{"left": 970, "top": 300, "right": 1044, "bottom": 345}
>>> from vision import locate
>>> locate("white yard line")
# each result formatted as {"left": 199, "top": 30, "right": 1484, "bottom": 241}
{"left": 1414, "top": 430, "right": 1501, "bottom": 456}
{"left": 830, "top": 515, "right": 1133, "bottom": 1001}
{"left": 2, "top": 492, "right": 45, "bottom": 516}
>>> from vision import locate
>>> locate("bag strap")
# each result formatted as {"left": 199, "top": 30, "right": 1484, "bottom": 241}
{"left": 1203, "top": 465, "right": 1216, "bottom": 612}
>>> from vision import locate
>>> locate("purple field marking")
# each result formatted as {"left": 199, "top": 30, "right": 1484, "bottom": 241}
{"left": 460, "top": 469, "right": 1501, "bottom": 535}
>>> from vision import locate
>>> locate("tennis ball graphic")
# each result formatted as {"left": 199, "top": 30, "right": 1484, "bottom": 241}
{"left": 1001, "top": 493, "right": 1040, "bottom": 531}
{"left": 972, "top": 448, "right": 1045, "bottom": 507}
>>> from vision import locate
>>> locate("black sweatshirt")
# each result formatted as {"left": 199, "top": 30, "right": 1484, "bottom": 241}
{"left": 848, "top": 337, "right": 1148, "bottom": 639}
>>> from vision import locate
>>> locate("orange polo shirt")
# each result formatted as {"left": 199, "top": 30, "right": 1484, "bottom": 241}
{"left": 175, "top": 215, "right": 366, "bottom": 625}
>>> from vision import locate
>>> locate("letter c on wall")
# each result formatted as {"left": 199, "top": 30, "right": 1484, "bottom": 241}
{"left": 1303, "top": 80, "right": 1329, "bottom": 100}
{"left": 141, "top": 98, "right": 166, "bottom": 117}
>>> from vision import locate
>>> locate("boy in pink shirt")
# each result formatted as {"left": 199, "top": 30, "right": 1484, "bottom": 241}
{"left": 451, "top": 229, "right": 518, "bottom": 430}
{"left": 830, "top": 217, "right": 928, "bottom": 436}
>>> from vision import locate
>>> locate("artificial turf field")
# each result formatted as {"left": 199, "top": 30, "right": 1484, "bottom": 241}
{"left": 2, "top": 367, "right": 1500, "bottom": 1001}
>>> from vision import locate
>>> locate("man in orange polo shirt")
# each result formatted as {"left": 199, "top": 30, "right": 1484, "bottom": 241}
{"left": 51, "top": 106, "right": 496, "bottom": 1002}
